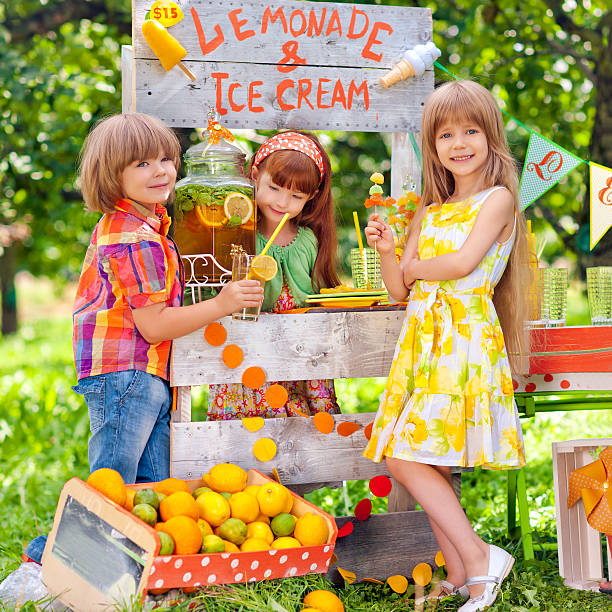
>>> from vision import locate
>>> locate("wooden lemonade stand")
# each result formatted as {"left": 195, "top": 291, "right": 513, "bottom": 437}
{"left": 122, "top": 0, "right": 441, "bottom": 582}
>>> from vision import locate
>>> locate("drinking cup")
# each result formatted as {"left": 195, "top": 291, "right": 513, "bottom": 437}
{"left": 539, "top": 268, "right": 568, "bottom": 327}
{"left": 586, "top": 266, "right": 612, "bottom": 326}
{"left": 231, "top": 252, "right": 263, "bottom": 322}
{"left": 350, "top": 247, "right": 382, "bottom": 290}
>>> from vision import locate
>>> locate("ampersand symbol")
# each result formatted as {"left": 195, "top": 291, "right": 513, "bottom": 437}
{"left": 277, "top": 40, "right": 306, "bottom": 73}
{"left": 599, "top": 177, "right": 612, "bottom": 206}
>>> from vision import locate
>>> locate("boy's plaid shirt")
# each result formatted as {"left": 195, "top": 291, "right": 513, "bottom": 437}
{"left": 73, "top": 199, "right": 183, "bottom": 381}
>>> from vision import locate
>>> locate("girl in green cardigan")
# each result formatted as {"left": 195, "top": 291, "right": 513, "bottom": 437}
{"left": 208, "top": 131, "right": 341, "bottom": 419}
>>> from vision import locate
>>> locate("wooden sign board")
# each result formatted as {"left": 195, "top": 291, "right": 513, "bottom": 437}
{"left": 41, "top": 478, "right": 159, "bottom": 611}
{"left": 128, "top": 0, "right": 433, "bottom": 131}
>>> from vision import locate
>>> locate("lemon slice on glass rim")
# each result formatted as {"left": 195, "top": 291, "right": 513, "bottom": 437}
{"left": 248, "top": 255, "right": 278, "bottom": 282}
{"left": 224, "top": 192, "right": 253, "bottom": 224}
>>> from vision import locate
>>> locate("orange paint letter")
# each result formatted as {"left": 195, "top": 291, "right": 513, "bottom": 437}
{"left": 325, "top": 9, "right": 342, "bottom": 37}
{"left": 361, "top": 22, "right": 393, "bottom": 62}
{"left": 297, "top": 79, "right": 314, "bottom": 110}
{"left": 348, "top": 6, "right": 369, "bottom": 39}
{"left": 248, "top": 81, "right": 264, "bottom": 113}
{"left": 317, "top": 78, "right": 332, "bottom": 109}
{"left": 277, "top": 79, "right": 295, "bottom": 110}
{"left": 211, "top": 72, "right": 229, "bottom": 115}
{"left": 331, "top": 79, "right": 347, "bottom": 109}
{"left": 228, "top": 83, "right": 245, "bottom": 112}
{"left": 228, "top": 8, "right": 255, "bottom": 41}
{"left": 289, "top": 10, "right": 307, "bottom": 37}
{"left": 348, "top": 80, "right": 369, "bottom": 110}
{"left": 307, "top": 8, "right": 326, "bottom": 37}
{"left": 191, "top": 8, "right": 224, "bottom": 57}
{"left": 261, "top": 6, "right": 288, "bottom": 34}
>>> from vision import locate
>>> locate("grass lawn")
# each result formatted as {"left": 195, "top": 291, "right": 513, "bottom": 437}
{"left": 1, "top": 303, "right": 612, "bottom": 610}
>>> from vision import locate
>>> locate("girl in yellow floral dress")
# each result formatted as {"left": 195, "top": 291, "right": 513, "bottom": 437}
{"left": 363, "top": 81, "right": 529, "bottom": 612}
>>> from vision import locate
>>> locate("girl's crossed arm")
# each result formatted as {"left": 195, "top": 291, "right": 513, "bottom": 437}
{"left": 406, "top": 189, "right": 514, "bottom": 282}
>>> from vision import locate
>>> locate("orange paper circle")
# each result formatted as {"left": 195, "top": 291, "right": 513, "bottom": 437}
{"left": 242, "top": 366, "right": 266, "bottom": 389}
{"left": 204, "top": 322, "right": 226, "bottom": 346}
{"left": 435, "top": 550, "right": 445, "bottom": 567}
{"left": 337, "top": 421, "right": 360, "bottom": 437}
{"left": 265, "top": 384, "right": 288, "bottom": 409}
{"left": 253, "top": 438, "right": 277, "bottom": 462}
{"left": 222, "top": 344, "right": 243, "bottom": 368}
{"left": 241, "top": 417, "right": 265, "bottom": 432}
{"left": 412, "top": 562, "right": 433, "bottom": 586}
{"left": 387, "top": 574, "right": 408, "bottom": 593}
{"left": 364, "top": 422, "right": 373, "bottom": 440}
{"left": 313, "top": 411, "right": 335, "bottom": 434}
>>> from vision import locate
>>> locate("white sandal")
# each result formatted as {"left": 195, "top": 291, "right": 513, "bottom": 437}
{"left": 457, "top": 545, "right": 515, "bottom": 611}
{"left": 414, "top": 579, "right": 470, "bottom": 605}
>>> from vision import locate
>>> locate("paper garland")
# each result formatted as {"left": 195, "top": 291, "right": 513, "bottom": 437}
{"left": 519, "top": 132, "right": 583, "bottom": 211}
{"left": 590, "top": 162, "right": 612, "bottom": 250}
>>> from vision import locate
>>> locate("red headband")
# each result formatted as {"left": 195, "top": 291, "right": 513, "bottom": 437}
{"left": 252, "top": 132, "right": 326, "bottom": 181}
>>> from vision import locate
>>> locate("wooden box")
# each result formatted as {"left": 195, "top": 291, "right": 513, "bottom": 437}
{"left": 552, "top": 438, "right": 612, "bottom": 591}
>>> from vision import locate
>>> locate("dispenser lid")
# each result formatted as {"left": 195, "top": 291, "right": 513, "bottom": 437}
{"left": 184, "top": 112, "right": 245, "bottom": 161}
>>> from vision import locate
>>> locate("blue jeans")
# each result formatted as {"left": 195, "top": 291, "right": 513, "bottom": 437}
{"left": 72, "top": 370, "right": 171, "bottom": 484}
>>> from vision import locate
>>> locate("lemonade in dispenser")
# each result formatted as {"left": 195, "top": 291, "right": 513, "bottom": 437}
{"left": 173, "top": 118, "right": 256, "bottom": 284}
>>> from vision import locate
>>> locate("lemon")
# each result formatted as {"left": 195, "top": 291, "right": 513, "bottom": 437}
{"left": 257, "top": 482, "right": 291, "bottom": 517}
{"left": 229, "top": 491, "right": 259, "bottom": 523}
{"left": 222, "top": 539, "right": 240, "bottom": 553}
{"left": 271, "top": 536, "right": 301, "bottom": 549}
{"left": 254, "top": 512, "right": 270, "bottom": 524}
{"left": 197, "top": 518, "right": 213, "bottom": 539}
{"left": 224, "top": 192, "right": 253, "bottom": 224}
{"left": 246, "top": 521, "right": 274, "bottom": 545}
{"left": 196, "top": 491, "right": 231, "bottom": 527}
{"left": 294, "top": 513, "right": 329, "bottom": 546}
{"left": 248, "top": 255, "right": 278, "bottom": 282}
{"left": 240, "top": 537, "right": 271, "bottom": 552}
{"left": 303, "top": 590, "right": 344, "bottom": 612}
{"left": 244, "top": 484, "right": 261, "bottom": 498}
{"left": 203, "top": 463, "right": 248, "bottom": 494}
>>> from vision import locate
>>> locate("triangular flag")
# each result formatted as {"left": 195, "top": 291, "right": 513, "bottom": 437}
{"left": 519, "top": 132, "right": 583, "bottom": 210}
{"left": 590, "top": 161, "right": 612, "bottom": 249}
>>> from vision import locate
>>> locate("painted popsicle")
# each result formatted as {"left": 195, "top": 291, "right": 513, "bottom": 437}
{"left": 141, "top": 19, "right": 195, "bottom": 81}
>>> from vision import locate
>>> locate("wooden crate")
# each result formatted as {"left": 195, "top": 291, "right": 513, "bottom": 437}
{"left": 552, "top": 438, "right": 612, "bottom": 591}
{"left": 170, "top": 311, "right": 461, "bottom": 582}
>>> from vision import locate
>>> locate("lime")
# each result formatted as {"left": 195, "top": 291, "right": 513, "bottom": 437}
{"left": 156, "top": 491, "right": 167, "bottom": 505}
{"left": 193, "top": 486, "right": 212, "bottom": 499}
{"left": 134, "top": 488, "right": 160, "bottom": 510}
{"left": 132, "top": 503, "right": 157, "bottom": 527}
{"left": 223, "top": 192, "right": 253, "bottom": 224}
{"left": 158, "top": 531, "right": 175, "bottom": 556}
{"left": 270, "top": 512, "right": 296, "bottom": 537}
{"left": 201, "top": 534, "right": 225, "bottom": 553}
{"left": 217, "top": 518, "right": 247, "bottom": 545}
{"left": 249, "top": 255, "right": 278, "bottom": 282}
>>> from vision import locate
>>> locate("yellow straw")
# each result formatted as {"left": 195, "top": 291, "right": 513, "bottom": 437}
{"left": 353, "top": 211, "right": 370, "bottom": 289}
{"left": 259, "top": 213, "right": 290, "bottom": 257}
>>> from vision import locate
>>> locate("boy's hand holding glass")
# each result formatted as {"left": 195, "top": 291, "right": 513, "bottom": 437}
{"left": 365, "top": 213, "right": 395, "bottom": 255}
{"left": 217, "top": 279, "right": 263, "bottom": 318}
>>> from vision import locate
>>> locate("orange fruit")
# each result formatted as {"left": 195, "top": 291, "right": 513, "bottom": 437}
{"left": 156, "top": 516, "right": 202, "bottom": 555}
{"left": 124, "top": 488, "right": 136, "bottom": 511}
{"left": 159, "top": 491, "right": 199, "bottom": 522}
{"left": 302, "top": 590, "right": 344, "bottom": 612}
{"left": 294, "top": 513, "right": 329, "bottom": 546}
{"left": 194, "top": 203, "right": 225, "bottom": 228}
{"left": 153, "top": 478, "right": 191, "bottom": 497}
{"left": 86, "top": 468, "right": 127, "bottom": 507}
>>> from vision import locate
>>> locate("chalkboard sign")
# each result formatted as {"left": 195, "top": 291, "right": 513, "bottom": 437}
{"left": 42, "top": 478, "right": 159, "bottom": 611}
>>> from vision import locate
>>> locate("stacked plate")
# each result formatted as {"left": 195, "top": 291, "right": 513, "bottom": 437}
{"left": 305, "top": 289, "right": 389, "bottom": 308}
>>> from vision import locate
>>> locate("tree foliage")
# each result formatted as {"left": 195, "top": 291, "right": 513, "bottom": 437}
{"left": 1, "top": 0, "right": 610, "bottom": 330}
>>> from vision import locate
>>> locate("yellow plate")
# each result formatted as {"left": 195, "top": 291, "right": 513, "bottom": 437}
{"left": 306, "top": 296, "right": 389, "bottom": 308}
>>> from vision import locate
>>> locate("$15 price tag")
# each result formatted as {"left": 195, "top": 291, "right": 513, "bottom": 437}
{"left": 149, "top": 1, "right": 184, "bottom": 27}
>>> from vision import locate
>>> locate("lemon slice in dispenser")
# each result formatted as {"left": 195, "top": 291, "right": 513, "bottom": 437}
{"left": 248, "top": 255, "right": 278, "bottom": 282}
{"left": 224, "top": 192, "right": 253, "bottom": 224}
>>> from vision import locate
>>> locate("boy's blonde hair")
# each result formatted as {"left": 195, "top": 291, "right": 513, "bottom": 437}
{"left": 79, "top": 113, "right": 181, "bottom": 213}
{"left": 420, "top": 80, "right": 530, "bottom": 372}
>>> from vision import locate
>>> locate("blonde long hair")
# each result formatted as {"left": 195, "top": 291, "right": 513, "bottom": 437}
{"left": 420, "top": 80, "right": 530, "bottom": 372}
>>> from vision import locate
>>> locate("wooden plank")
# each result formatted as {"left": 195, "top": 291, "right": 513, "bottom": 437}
{"left": 391, "top": 132, "right": 422, "bottom": 200}
{"left": 171, "top": 386, "right": 191, "bottom": 423}
{"left": 170, "top": 413, "right": 383, "bottom": 483}
{"left": 170, "top": 310, "right": 405, "bottom": 387}
{"left": 326, "top": 511, "right": 438, "bottom": 583}
{"left": 134, "top": 60, "right": 432, "bottom": 132}
{"left": 133, "top": 0, "right": 432, "bottom": 68}
{"left": 552, "top": 441, "right": 570, "bottom": 580}
{"left": 121, "top": 45, "right": 135, "bottom": 113}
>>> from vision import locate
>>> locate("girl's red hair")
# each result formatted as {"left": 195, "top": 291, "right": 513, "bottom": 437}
{"left": 249, "top": 131, "right": 339, "bottom": 290}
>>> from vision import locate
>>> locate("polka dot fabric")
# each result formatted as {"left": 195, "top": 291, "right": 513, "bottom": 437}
{"left": 252, "top": 132, "right": 326, "bottom": 181}
{"left": 147, "top": 546, "right": 334, "bottom": 589}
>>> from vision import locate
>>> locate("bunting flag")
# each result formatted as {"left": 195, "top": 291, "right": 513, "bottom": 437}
{"left": 519, "top": 132, "right": 584, "bottom": 210}
{"left": 590, "top": 162, "right": 612, "bottom": 249}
